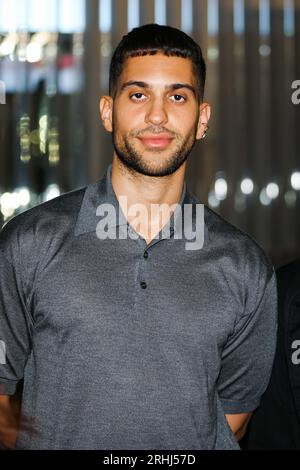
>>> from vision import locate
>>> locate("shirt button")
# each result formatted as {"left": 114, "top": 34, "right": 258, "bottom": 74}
{"left": 140, "top": 281, "right": 147, "bottom": 289}
{"left": 143, "top": 251, "right": 149, "bottom": 259}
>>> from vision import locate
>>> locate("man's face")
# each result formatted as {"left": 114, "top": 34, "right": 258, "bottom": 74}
{"left": 101, "top": 54, "right": 209, "bottom": 177}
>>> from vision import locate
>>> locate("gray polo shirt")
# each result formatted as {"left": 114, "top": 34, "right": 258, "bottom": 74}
{"left": 0, "top": 164, "right": 277, "bottom": 450}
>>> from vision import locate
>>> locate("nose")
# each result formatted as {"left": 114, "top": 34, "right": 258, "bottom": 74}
{"left": 144, "top": 97, "right": 168, "bottom": 126}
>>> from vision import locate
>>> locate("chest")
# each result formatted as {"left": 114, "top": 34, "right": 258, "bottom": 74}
{"left": 29, "top": 236, "right": 244, "bottom": 360}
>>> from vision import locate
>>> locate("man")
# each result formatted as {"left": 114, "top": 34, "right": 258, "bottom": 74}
{"left": 0, "top": 24, "right": 277, "bottom": 450}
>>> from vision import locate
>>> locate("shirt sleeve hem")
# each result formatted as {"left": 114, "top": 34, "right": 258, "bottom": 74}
{"left": 0, "top": 379, "right": 18, "bottom": 395}
{"left": 220, "top": 398, "right": 261, "bottom": 414}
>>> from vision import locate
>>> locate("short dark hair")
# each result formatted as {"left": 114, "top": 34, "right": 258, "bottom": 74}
{"left": 109, "top": 24, "right": 206, "bottom": 102}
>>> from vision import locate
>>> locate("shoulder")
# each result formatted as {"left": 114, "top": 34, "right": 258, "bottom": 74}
{"left": 204, "top": 204, "right": 273, "bottom": 275}
{"left": 202, "top": 204, "right": 275, "bottom": 316}
{"left": 185, "top": 188, "right": 274, "bottom": 289}
{"left": 0, "top": 186, "right": 87, "bottom": 264}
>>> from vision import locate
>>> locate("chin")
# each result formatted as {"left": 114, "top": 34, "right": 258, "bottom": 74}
{"left": 115, "top": 140, "right": 189, "bottom": 177}
{"left": 136, "top": 161, "right": 184, "bottom": 178}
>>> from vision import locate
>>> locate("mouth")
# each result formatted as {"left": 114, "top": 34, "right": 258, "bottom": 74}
{"left": 137, "top": 135, "right": 174, "bottom": 149}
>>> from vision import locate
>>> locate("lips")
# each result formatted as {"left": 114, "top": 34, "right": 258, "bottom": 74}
{"left": 138, "top": 134, "right": 174, "bottom": 149}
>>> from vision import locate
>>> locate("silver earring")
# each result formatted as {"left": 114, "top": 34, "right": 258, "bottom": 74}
{"left": 202, "top": 125, "right": 209, "bottom": 139}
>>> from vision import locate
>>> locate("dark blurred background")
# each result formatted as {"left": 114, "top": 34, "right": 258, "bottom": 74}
{"left": 0, "top": 0, "right": 299, "bottom": 267}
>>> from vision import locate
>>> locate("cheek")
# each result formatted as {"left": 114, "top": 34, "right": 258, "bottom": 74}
{"left": 175, "top": 121, "right": 199, "bottom": 141}
{"left": 171, "top": 108, "right": 198, "bottom": 130}
{"left": 114, "top": 97, "right": 141, "bottom": 119}
{"left": 113, "top": 106, "right": 142, "bottom": 134}
{"left": 112, "top": 112, "right": 126, "bottom": 138}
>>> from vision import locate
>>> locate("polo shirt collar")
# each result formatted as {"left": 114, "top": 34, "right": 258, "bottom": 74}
{"left": 74, "top": 164, "right": 194, "bottom": 239}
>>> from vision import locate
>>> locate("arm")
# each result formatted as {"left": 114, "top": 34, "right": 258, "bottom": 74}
{"left": 225, "top": 412, "right": 253, "bottom": 441}
{"left": 217, "top": 267, "right": 277, "bottom": 448}
{"left": 0, "top": 394, "right": 22, "bottom": 449}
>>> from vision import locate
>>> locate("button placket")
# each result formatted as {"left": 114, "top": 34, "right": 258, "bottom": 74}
{"left": 140, "top": 248, "right": 149, "bottom": 289}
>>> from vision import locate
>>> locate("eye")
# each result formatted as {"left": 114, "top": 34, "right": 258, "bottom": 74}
{"left": 130, "top": 93, "right": 147, "bottom": 101}
{"left": 170, "top": 94, "right": 186, "bottom": 103}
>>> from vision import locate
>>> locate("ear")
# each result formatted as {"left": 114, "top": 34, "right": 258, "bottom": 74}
{"left": 99, "top": 95, "right": 113, "bottom": 133}
{"left": 196, "top": 103, "right": 212, "bottom": 140}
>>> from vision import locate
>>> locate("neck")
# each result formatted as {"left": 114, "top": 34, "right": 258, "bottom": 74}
{"left": 111, "top": 154, "right": 186, "bottom": 244}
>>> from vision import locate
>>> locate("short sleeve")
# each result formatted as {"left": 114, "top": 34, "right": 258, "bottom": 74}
{"left": 217, "top": 267, "right": 278, "bottom": 414}
{"left": 0, "top": 239, "right": 33, "bottom": 395}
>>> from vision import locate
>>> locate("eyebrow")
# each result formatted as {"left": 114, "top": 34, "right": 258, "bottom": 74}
{"left": 120, "top": 81, "right": 197, "bottom": 97}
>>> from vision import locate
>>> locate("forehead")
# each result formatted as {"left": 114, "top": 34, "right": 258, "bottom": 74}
{"left": 119, "top": 54, "right": 195, "bottom": 86}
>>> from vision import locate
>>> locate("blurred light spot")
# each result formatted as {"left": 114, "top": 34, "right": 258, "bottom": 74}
{"left": 16, "top": 187, "right": 31, "bottom": 207}
{"left": 0, "top": 39, "right": 15, "bottom": 56}
{"left": 266, "top": 182, "right": 279, "bottom": 199}
{"left": 39, "top": 115, "right": 48, "bottom": 128}
{"left": 26, "top": 43, "right": 42, "bottom": 63}
{"left": 1, "top": 206, "right": 15, "bottom": 218}
{"left": 214, "top": 178, "right": 228, "bottom": 201}
{"left": 44, "top": 184, "right": 61, "bottom": 202}
{"left": 48, "top": 126, "right": 60, "bottom": 165}
{"left": 240, "top": 178, "right": 254, "bottom": 195}
{"left": 0, "top": 33, "right": 19, "bottom": 56}
{"left": 30, "top": 129, "right": 40, "bottom": 145}
{"left": 20, "top": 153, "right": 31, "bottom": 163}
{"left": 101, "top": 40, "right": 111, "bottom": 57}
{"left": 0, "top": 192, "right": 19, "bottom": 218}
{"left": 259, "top": 44, "right": 271, "bottom": 56}
{"left": 208, "top": 191, "right": 220, "bottom": 208}
{"left": 39, "top": 115, "right": 48, "bottom": 154}
{"left": 285, "top": 189, "right": 297, "bottom": 208}
{"left": 17, "top": 45, "right": 27, "bottom": 62}
{"left": 207, "top": 46, "right": 219, "bottom": 61}
{"left": 0, "top": 192, "right": 13, "bottom": 209}
{"left": 1, "top": 188, "right": 31, "bottom": 211}
{"left": 259, "top": 188, "right": 272, "bottom": 206}
{"left": 291, "top": 171, "right": 300, "bottom": 190}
